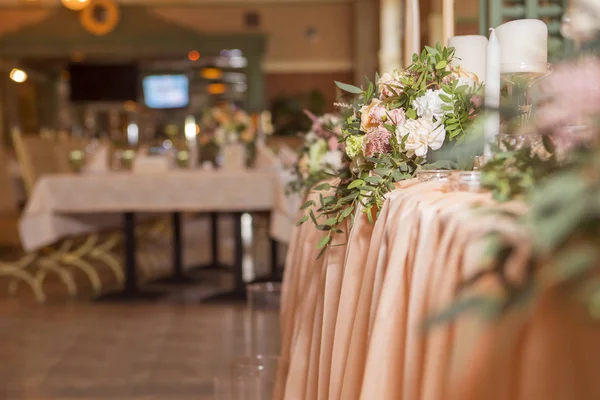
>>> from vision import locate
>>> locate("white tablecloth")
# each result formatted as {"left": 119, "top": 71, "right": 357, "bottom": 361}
{"left": 19, "top": 170, "right": 279, "bottom": 251}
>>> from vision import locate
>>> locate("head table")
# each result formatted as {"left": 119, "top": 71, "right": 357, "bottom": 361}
{"left": 277, "top": 179, "right": 600, "bottom": 400}
{"left": 18, "top": 168, "right": 298, "bottom": 301}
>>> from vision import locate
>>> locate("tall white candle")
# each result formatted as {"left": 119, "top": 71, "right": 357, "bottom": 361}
{"left": 405, "top": 0, "right": 420, "bottom": 66}
{"left": 379, "top": 0, "right": 402, "bottom": 72}
{"left": 495, "top": 19, "right": 548, "bottom": 73}
{"left": 442, "top": 0, "right": 454, "bottom": 46}
{"left": 448, "top": 35, "right": 488, "bottom": 82}
{"left": 484, "top": 28, "right": 500, "bottom": 157}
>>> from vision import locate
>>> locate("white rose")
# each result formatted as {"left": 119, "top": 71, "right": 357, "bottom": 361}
{"left": 413, "top": 89, "right": 450, "bottom": 120}
{"left": 396, "top": 118, "right": 446, "bottom": 157}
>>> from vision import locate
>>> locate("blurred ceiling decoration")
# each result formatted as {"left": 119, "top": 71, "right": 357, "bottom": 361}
{"left": 61, "top": 0, "right": 91, "bottom": 11}
{"left": 80, "top": 0, "right": 120, "bottom": 36}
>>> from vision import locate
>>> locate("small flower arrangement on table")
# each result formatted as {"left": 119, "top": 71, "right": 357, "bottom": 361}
{"left": 298, "top": 44, "right": 484, "bottom": 255}
{"left": 199, "top": 104, "right": 257, "bottom": 165}
{"left": 286, "top": 111, "right": 346, "bottom": 195}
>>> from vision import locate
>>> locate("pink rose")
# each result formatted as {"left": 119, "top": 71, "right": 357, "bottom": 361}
{"left": 328, "top": 136, "right": 339, "bottom": 151}
{"left": 387, "top": 108, "right": 406, "bottom": 126}
{"left": 471, "top": 95, "right": 482, "bottom": 108}
{"left": 362, "top": 126, "right": 392, "bottom": 157}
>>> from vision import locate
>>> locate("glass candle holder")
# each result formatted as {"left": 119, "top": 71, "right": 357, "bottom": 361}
{"left": 454, "top": 171, "right": 483, "bottom": 193}
{"left": 68, "top": 149, "right": 86, "bottom": 173}
{"left": 416, "top": 169, "right": 456, "bottom": 183}
{"left": 176, "top": 149, "right": 190, "bottom": 169}
{"left": 501, "top": 62, "right": 552, "bottom": 126}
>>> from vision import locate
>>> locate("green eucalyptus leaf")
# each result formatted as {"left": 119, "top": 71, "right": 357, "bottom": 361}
{"left": 300, "top": 200, "right": 315, "bottom": 210}
{"left": 317, "top": 234, "right": 332, "bottom": 249}
{"left": 348, "top": 179, "right": 365, "bottom": 189}
{"left": 314, "top": 182, "right": 331, "bottom": 191}
{"left": 334, "top": 81, "right": 363, "bottom": 94}
{"left": 296, "top": 215, "right": 309, "bottom": 226}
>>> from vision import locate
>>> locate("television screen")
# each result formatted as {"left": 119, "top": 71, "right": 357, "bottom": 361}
{"left": 142, "top": 75, "right": 190, "bottom": 109}
{"left": 69, "top": 63, "right": 139, "bottom": 103}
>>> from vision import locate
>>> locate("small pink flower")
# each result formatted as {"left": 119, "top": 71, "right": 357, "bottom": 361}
{"left": 328, "top": 136, "right": 339, "bottom": 151}
{"left": 471, "top": 95, "right": 483, "bottom": 108}
{"left": 362, "top": 126, "right": 392, "bottom": 157}
{"left": 387, "top": 108, "right": 406, "bottom": 126}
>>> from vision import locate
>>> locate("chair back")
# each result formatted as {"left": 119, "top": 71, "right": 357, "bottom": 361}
{"left": 12, "top": 130, "right": 62, "bottom": 196}
{"left": 0, "top": 148, "right": 19, "bottom": 215}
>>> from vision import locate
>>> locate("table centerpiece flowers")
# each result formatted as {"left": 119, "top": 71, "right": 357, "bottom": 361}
{"left": 298, "top": 44, "right": 484, "bottom": 255}
{"left": 199, "top": 104, "right": 257, "bottom": 166}
{"left": 286, "top": 111, "right": 347, "bottom": 195}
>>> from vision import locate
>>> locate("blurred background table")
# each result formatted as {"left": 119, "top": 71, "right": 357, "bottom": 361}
{"left": 19, "top": 169, "right": 279, "bottom": 301}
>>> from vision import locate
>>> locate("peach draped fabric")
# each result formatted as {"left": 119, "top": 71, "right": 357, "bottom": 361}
{"left": 279, "top": 181, "right": 600, "bottom": 400}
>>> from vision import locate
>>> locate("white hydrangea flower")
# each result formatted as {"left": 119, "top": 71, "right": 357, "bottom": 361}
{"left": 304, "top": 131, "right": 318, "bottom": 144}
{"left": 413, "top": 89, "right": 450, "bottom": 120}
{"left": 320, "top": 150, "right": 344, "bottom": 173}
{"left": 396, "top": 117, "right": 446, "bottom": 157}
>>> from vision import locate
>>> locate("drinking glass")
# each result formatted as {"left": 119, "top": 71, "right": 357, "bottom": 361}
{"left": 247, "top": 282, "right": 281, "bottom": 355}
{"left": 214, "top": 355, "right": 285, "bottom": 400}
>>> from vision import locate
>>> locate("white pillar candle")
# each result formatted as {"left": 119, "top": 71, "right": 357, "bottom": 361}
{"left": 442, "top": 0, "right": 454, "bottom": 46}
{"left": 495, "top": 19, "right": 548, "bottom": 73}
{"left": 484, "top": 28, "right": 501, "bottom": 157}
{"left": 379, "top": 0, "right": 403, "bottom": 73}
{"left": 448, "top": 35, "right": 488, "bottom": 82}
{"left": 404, "top": 0, "right": 420, "bottom": 67}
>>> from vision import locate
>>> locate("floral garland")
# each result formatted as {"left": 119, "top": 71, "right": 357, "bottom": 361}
{"left": 286, "top": 111, "right": 346, "bottom": 195}
{"left": 298, "top": 44, "right": 484, "bottom": 255}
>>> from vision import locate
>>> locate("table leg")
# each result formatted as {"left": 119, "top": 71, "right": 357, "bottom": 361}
{"left": 124, "top": 211, "right": 137, "bottom": 294}
{"left": 152, "top": 212, "right": 203, "bottom": 285}
{"left": 202, "top": 211, "right": 247, "bottom": 303}
{"left": 233, "top": 212, "right": 245, "bottom": 293}
{"left": 270, "top": 238, "right": 280, "bottom": 281}
{"left": 95, "top": 212, "right": 165, "bottom": 302}
{"left": 189, "top": 212, "right": 233, "bottom": 272}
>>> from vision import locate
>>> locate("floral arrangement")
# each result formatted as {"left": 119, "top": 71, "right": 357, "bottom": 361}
{"left": 286, "top": 111, "right": 346, "bottom": 195}
{"left": 298, "top": 44, "right": 484, "bottom": 254}
{"left": 199, "top": 104, "right": 257, "bottom": 147}
{"left": 431, "top": 50, "right": 600, "bottom": 323}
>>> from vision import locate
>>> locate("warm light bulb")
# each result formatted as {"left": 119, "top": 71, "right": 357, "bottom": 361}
{"left": 188, "top": 50, "right": 200, "bottom": 61}
{"left": 207, "top": 83, "right": 227, "bottom": 95}
{"left": 201, "top": 68, "right": 223, "bottom": 80}
{"left": 9, "top": 68, "right": 27, "bottom": 83}
{"left": 185, "top": 116, "right": 196, "bottom": 142}
{"left": 61, "top": 0, "right": 91, "bottom": 11}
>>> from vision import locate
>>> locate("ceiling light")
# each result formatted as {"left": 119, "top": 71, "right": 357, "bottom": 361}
{"left": 201, "top": 68, "right": 223, "bottom": 80}
{"left": 207, "top": 83, "right": 227, "bottom": 95}
{"left": 10, "top": 68, "right": 27, "bottom": 83}
{"left": 61, "top": 0, "right": 91, "bottom": 11}
{"left": 188, "top": 50, "right": 200, "bottom": 61}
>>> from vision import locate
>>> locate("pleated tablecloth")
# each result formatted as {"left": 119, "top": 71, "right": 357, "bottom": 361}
{"left": 278, "top": 180, "right": 600, "bottom": 400}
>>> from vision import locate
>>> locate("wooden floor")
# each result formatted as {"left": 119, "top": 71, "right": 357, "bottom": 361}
{"left": 0, "top": 215, "right": 282, "bottom": 400}
{"left": 0, "top": 279, "right": 281, "bottom": 400}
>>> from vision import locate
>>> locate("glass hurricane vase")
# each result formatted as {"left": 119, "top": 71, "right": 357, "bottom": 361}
{"left": 501, "top": 62, "right": 552, "bottom": 126}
